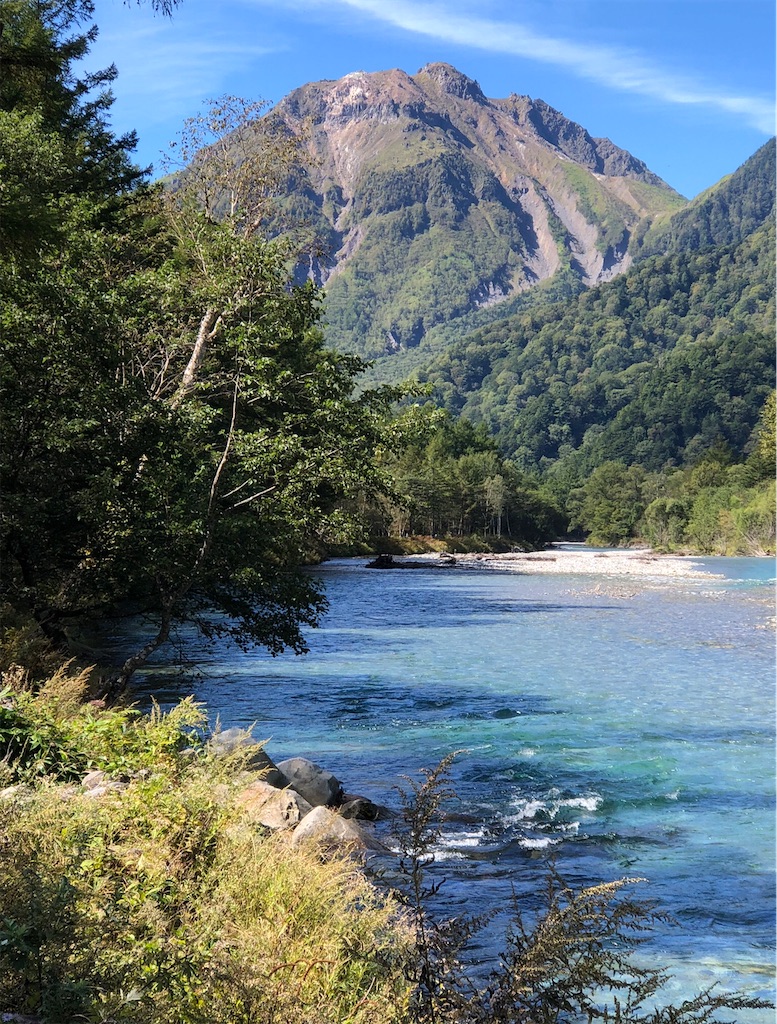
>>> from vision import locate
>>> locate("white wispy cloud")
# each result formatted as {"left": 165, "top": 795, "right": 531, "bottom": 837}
{"left": 88, "top": 21, "right": 280, "bottom": 126}
{"left": 293, "top": 0, "right": 775, "bottom": 133}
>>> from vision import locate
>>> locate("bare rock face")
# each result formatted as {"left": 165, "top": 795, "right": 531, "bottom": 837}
{"left": 291, "top": 805, "right": 389, "bottom": 854}
{"left": 236, "top": 779, "right": 313, "bottom": 830}
{"left": 276, "top": 757, "right": 344, "bottom": 808}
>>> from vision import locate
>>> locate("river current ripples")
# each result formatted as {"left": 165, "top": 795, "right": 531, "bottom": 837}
{"left": 121, "top": 552, "right": 776, "bottom": 1018}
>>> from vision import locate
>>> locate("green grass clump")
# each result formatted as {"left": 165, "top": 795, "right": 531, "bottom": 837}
{"left": 0, "top": 667, "right": 413, "bottom": 1023}
{"left": 0, "top": 665, "right": 204, "bottom": 784}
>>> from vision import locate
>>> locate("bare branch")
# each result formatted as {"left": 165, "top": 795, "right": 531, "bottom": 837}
{"left": 231, "top": 484, "right": 278, "bottom": 509}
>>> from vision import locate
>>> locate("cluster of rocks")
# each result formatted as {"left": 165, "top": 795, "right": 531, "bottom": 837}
{"left": 208, "top": 727, "right": 394, "bottom": 856}
{"left": 0, "top": 727, "right": 396, "bottom": 859}
{"left": 0, "top": 769, "right": 129, "bottom": 805}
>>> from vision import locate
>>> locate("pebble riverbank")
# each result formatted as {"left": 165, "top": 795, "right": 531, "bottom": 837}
{"left": 381, "top": 545, "right": 721, "bottom": 580}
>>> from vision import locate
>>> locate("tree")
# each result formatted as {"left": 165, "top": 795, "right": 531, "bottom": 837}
{"left": 570, "top": 461, "right": 647, "bottom": 545}
{"left": 0, "top": 6, "right": 410, "bottom": 694}
{"left": 747, "top": 389, "right": 776, "bottom": 481}
{"left": 0, "top": 0, "right": 145, "bottom": 196}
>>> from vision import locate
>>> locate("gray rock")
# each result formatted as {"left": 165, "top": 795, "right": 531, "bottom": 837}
{"left": 208, "top": 727, "right": 286, "bottom": 786}
{"left": 236, "top": 779, "right": 312, "bottom": 830}
{"left": 0, "top": 784, "right": 34, "bottom": 803}
{"left": 338, "top": 796, "right": 396, "bottom": 821}
{"left": 291, "top": 806, "right": 388, "bottom": 854}
{"left": 83, "top": 781, "right": 127, "bottom": 799}
{"left": 56, "top": 784, "right": 80, "bottom": 801}
{"left": 276, "top": 757, "right": 343, "bottom": 807}
{"left": 82, "top": 770, "right": 107, "bottom": 790}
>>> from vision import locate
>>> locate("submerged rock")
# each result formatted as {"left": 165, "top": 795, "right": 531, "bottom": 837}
{"left": 366, "top": 552, "right": 397, "bottom": 568}
{"left": 366, "top": 553, "right": 448, "bottom": 569}
{"left": 340, "top": 793, "right": 396, "bottom": 821}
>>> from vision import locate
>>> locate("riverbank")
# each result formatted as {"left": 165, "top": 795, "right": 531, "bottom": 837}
{"left": 368, "top": 544, "right": 722, "bottom": 580}
{"left": 2, "top": 670, "right": 770, "bottom": 1024}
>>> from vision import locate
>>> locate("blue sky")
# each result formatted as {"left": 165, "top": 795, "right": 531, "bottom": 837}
{"left": 88, "top": 0, "right": 775, "bottom": 198}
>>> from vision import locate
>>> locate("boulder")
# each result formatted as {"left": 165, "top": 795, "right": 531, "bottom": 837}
{"left": 276, "top": 757, "right": 343, "bottom": 807}
{"left": 83, "top": 781, "right": 127, "bottom": 799}
{"left": 236, "top": 778, "right": 312, "bottom": 830}
{"left": 208, "top": 728, "right": 286, "bottom": 786}
{"left": 0, "top": 784, "right": 34, "bottom": 803}
{"left": 339, "top": 794, "right": 395, "bottom": 821}
{"left": 291, "top": 806, "right": 388, "bottom": 854}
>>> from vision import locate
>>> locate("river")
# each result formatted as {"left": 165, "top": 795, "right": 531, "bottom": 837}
{"left": 125, "top": 552, "right": 776, "bottom": 1017}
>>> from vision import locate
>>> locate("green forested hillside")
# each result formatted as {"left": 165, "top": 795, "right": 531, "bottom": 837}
{"left": 413, "top": 140, "right": 775, "bottom": 552}
{"left": 633, "top": 139, "right": 776, "bottom": 257}
{"left": 419, "top": 145, "right": 775, "bottom": 479}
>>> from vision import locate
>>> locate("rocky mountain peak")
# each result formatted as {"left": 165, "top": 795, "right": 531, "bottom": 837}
{"left": 268, "top": 64, "right": 686, "bottom": 360}
{"left": 415, "top": 62, "right": 486, "bottom": 103}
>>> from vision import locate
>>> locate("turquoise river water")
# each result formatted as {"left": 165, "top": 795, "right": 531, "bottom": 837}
{"left": 127, "top": 552, "right": 776, "bottom": 1017}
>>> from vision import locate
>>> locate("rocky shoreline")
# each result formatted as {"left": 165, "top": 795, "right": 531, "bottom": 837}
{"left": 210, "top": 727, "right": 395, "bottom": 855}
{"left": 0, "top": 726, "right": 398, "bottom": 863}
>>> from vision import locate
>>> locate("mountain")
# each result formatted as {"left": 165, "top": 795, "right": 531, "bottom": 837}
{"left": 416, "top": 141, "right": 776, "bottom": 476}
{"left": 633, "top": 138, "right": 776, "bottom": 257}
{"left": 272, "top": 63, "right": 685, "bottom": 360}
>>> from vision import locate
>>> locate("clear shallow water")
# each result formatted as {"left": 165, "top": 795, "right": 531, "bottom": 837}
{"left": 124, "top": 556, "right": 776, "bottom": 1016}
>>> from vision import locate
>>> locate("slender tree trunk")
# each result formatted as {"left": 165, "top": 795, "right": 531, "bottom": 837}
{"left": 103, "top": 381, "right": 240, "bottom": 702}
{"left": 172, "top": 306, "right": 221, "bottom": 408}
{"left": 102, "top": 606, "right": 173, "bottom": 702}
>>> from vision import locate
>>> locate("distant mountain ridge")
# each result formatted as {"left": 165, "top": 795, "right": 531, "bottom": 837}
{"left": 634, "top": 138, "right": 776, "bottom": 258}
{"left": 272, "top": 63, "right": 685, "bottom": 358}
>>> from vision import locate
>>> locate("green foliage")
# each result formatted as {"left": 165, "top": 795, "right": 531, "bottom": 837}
{"left": 0, "top": 666, "right": 204, "bottom": 784}
{"left": 377, "top": 413, "right": 565, "bottom": 545}
{"left": 747, "top": 389, "right": 776, "bottom": 481}
{"left": 0, "top": 11, "right": 414, "bottom": 691}
{"left": 420, "top": 210, "right": 774, "bottom": 480}
{"left": 0, "top": 0, "right": 143, "bottom": 196}
{"left": 568, "top": 462, "right": 648, "bottom": 546}
{"left": 635, "top": 139, "right": 776, "bottom": 258}
{"left": 0, "top": 681, "right": 411, "bottom": 1023}
{"left": 682, "top": 474, "right": 776, "bottom": 555}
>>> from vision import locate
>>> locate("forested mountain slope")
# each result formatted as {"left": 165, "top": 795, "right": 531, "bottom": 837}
{"left": 418, "top": 142, "right": 775, "bottom": 478}
{"left": 271, "top": 63, "right": 684, "bottom": 360}
{"left": 633, "top": 138, "right": 775, "bottom": 258}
